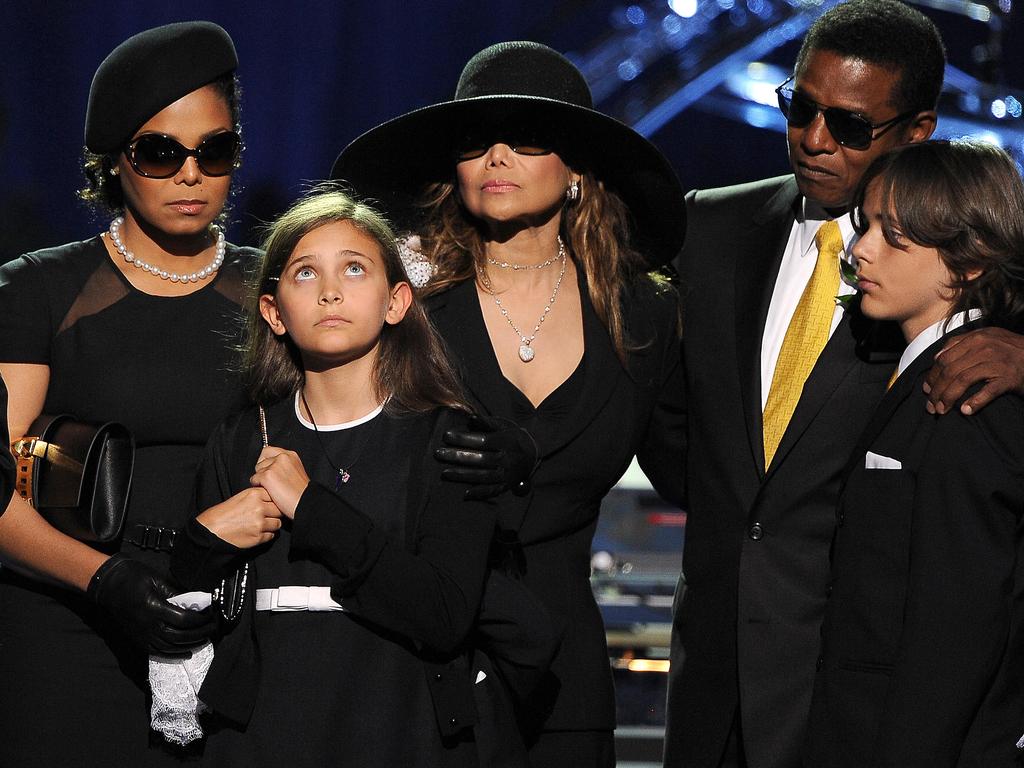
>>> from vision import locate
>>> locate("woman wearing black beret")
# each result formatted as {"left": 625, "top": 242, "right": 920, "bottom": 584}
{"left": 0, "top": 21, "right": 259, "bottom": 766}
{"left": 333, "top": 41, "right": 688, "bottom": 767}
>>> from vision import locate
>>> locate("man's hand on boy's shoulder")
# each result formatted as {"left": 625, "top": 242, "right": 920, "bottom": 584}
{"left": 925, "top": 327, "right": 1024, "bottom": 415}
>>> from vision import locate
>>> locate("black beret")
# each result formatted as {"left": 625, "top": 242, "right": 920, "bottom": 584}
{"left": 85, "top": 21, "right": 237, "bottom": 153}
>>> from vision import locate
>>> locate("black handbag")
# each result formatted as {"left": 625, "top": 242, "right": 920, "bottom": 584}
{"left": 11, "top": 414, "right": 134, "bottom": 543}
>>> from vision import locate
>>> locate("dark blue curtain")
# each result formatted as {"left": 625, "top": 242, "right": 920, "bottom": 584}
{"left": 4, "top": 3, "right": 1022, "bottom": 258}
{"left": 1, "top": 1, "right": 566, "bottom": 255}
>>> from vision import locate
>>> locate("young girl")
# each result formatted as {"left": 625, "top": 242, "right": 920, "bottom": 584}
{"left": 804, "top": 140, "right": 1024, "bottom": 767}
{"left": 170, "top": 186, "right": 551, "bottom": 767}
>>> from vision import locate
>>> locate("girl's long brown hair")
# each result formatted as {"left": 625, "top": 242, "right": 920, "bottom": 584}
{"left": 243, "top": 183, "right": 466, "bottom": 412}
{"left": 415, "top": 171, "right": 653, "bottom": 364}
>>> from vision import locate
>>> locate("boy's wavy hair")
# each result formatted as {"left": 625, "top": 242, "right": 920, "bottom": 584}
{"left": 852, "top": 139, "right": 1024, "bottom": 331}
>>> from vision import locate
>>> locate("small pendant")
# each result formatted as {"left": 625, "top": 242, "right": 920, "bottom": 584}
{"left": 335, "top": 469, "right": 351, "bottom": 490}
{"left": 518, "top": 344, "right": 535, "bottom": 362}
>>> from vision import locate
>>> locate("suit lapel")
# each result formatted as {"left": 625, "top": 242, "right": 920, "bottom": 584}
{"left": 765, "top": 311, "right": 862, "bottom": 478}
{"left": 429, "top": 272, "right": 622, "bottom": 459}
{"left": 735, "top": 177, "right": 800, "bottom": 476}
{"left": 841, "top": 356, "right": 919, "bottom": 479}
{"left": 429, "top": 279, "right": 516, "bottom": 418}
{"left": 528, "top": 270, "right": 623, "bottom": 457}
{"left": 843, "top": 319, "right": 984, "bottom": 478}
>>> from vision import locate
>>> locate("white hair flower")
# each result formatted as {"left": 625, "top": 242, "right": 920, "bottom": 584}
{"left": 396, "top": 235, "right": 436, "bottom": 288}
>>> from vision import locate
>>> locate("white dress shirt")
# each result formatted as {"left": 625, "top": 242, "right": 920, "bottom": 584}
{"left": 760, "top": 200, "right": 858, "bottom": 411}
{"left": 894, "top": 309, "right": 983, "bottom": 381}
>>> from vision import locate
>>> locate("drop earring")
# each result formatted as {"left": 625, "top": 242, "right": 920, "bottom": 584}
{"left": 566, "top": 179, "right": 579, "bottom": 202}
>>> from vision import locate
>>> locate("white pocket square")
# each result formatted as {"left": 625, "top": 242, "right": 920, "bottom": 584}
{"left": 865, "top": 451, "right": 902, "bottom": 470}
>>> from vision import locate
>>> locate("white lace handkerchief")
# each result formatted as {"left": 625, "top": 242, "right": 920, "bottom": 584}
{"left": 148, "top": 591, "right": 215, "bottom": 746}
{"left": 149, "top": 642, "right": 214, "bottom": 745}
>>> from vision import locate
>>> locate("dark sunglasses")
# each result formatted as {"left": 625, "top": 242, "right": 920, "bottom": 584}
{"left": 455, "top": 135, "right": 555, "bottom": 162}
{"left": 775, "top": 77, "right": 916, "bottom": 151}
{"left": 124, "top": 131, "right": 242, "bottom": 178}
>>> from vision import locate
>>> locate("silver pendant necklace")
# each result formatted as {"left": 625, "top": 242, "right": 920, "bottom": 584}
{"left": 477, "top": 236, "right": 567, "bottom": 363}
{"left": 301, "top": 392, "right": 377, "bottom": 489}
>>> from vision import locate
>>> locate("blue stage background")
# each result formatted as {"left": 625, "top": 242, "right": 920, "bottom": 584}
{"left": 7, "top": 1, "right": 1022, "bottom": 259}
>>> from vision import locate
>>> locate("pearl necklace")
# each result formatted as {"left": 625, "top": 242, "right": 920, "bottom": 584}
{"left": 478, "top": 236, "right": 567, "bottom": 363}
{"left": 108, "top": 216, "right": 225, "bottom": 283}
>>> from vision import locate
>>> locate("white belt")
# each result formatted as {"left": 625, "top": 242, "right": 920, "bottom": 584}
{"left": 255, "top": 586, "right": 344, "bottom": 612}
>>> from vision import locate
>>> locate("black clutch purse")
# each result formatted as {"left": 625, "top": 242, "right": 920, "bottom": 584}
{"left": 11, "top": 414, "right": 134, "bottom": 543}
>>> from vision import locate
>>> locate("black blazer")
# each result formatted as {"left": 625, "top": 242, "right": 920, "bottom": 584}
{"left": 427, "top": 270, "right": 686, "bottom": 732}
{"left": 664, "top": 176, "right": 902, "bottom": 768}
{"left": 804, "top": 325, "right": 1024, "bottom": 768}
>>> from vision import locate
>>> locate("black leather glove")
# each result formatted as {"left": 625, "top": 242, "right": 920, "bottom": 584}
{"left": 435, "top": 415, "right": 539, "bottom": 500}
{"left": 87, "top": 554, "right": 217, "bottom": 654}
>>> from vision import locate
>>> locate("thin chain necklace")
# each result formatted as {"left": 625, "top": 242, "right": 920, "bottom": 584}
{"left": 300, "top": 391, "right": 381, "bottom": 490}
{"left": 477, "top": 236, "right": 567, "bottom": 363}
{"left": 108, "top": 216, "right": 225, "bottom": 283}
{"left": 486, "top": 250, "right": 560, "bottom": 271}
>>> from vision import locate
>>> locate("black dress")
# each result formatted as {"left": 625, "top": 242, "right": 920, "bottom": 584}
{"left": 425, "top": 271, "right": 687, "bottom": 766}
{"left": 172, "top": 396, "right": 533, "bottom": 768}
{"left": 0, "top": 235, "right": 258, "bottom": 767}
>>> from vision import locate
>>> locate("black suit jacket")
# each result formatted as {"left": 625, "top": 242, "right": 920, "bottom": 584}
{"left": 427, "top": 270, "right": 687, "bottom": 731}
{"left": 804, "top": 325, "right": 1024, "bottom": 768}
{"left": 664, "top": 176, "right": 902, "bottom": 768}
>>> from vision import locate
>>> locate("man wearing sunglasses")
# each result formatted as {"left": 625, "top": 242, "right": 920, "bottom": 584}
{"left": 663, "top": 2, "right": 1024, "bottom": 767}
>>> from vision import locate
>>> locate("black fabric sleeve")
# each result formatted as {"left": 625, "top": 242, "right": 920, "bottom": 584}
{"left": 474, "top": 568, "right": 561, "bottom": 706}
{"left": 182, "top": 411, "right": 264, "bottom": 727}
{"left": 290, "top": 476, "right": 496, "bottom": 655}
{"left": 634, "top": 278, "right": 687, "bottom": 508}
{"left": 0, "top": 253, "right": 55, "bottom": 363}
{"left": 290, "top": 412, "right": 499, "bottom": 656}
{"left": 169, "top": 418, "right": 246, "bottom": 590}
{"left": 0, "top": 375, "right": 14, "bottom": 513}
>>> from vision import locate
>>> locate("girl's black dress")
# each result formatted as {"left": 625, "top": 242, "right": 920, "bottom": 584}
{"left": 172, "top": 395, "right": 538, "bottom": 767}
{"left": 0, "top": 235, "right": 257, "bottom": 767}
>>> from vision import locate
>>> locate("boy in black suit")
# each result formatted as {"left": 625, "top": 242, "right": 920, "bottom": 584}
{"left": 805, "top": 140, "right": 1024, "bottom": 767}
{"left": 665, "top": 4, "right": 1024, "bottom": 767}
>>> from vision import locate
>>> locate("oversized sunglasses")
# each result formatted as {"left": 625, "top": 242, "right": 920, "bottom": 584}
{"left": 124, "top": 131, "right": 242, "bottom": 178}
{"left": 775, "top": 77, "right": 916, "bottom": 151}
{"left": 455, "top": 135, "right": 554, "bottom": 162}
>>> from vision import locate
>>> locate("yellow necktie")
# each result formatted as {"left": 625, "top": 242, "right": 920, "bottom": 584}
{"left": 886, "top": 367, "right": 900, "bottom": 390}
{"left": 763, "top": 220, "right": 843, "bottom": 467}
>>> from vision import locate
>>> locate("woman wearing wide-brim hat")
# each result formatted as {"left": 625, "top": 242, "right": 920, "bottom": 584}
{"left": 0, "top": 21, "right": 259, "bottom": 766}
{"left": 334, "top": 40, "right": 688, "bottom": 767}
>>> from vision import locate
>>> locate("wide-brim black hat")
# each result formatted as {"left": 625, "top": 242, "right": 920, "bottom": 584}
{"left": 331, "top": 41, "right": 685, "bottom": 267}
{"left": 85, "top": 21, "right": 237, "bottom": 153}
